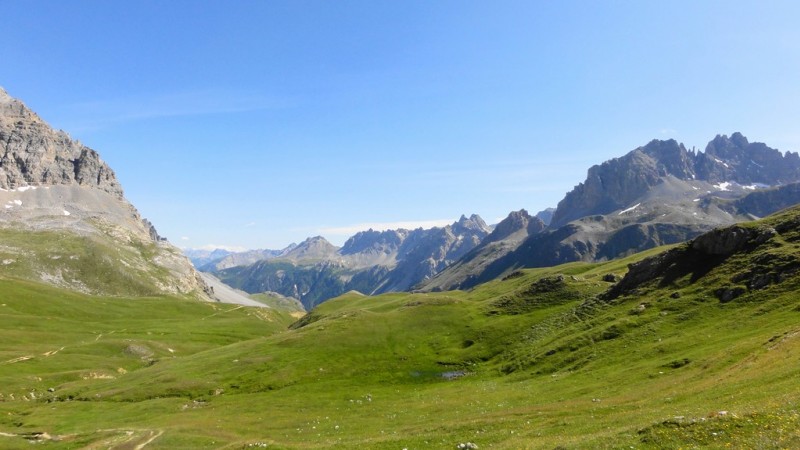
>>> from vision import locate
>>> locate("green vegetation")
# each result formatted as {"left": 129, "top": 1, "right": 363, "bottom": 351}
{"left": 249, "top": 292, "right": 306, "bottom": 313}
{"left": 0, "top": 227, "right": 185, "bottom": 297}
{"left": 1, "top": 209, "right": 800, "bottom": 448}
{"left": 218, "top": 260, "right": 350, "bottom": 309}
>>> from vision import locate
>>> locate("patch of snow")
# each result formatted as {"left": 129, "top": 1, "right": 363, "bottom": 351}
{"left": 16, "top": 186, "right": 36, "bottom": 192}
{"left": 692, "top": 186, "right": 699, "bottom": 190}
{"left": 713, "top": 182, "right": 732, "bottom": 191}
{"left": 751, "top": 159, "right": 763, "bottom": 168}
{"left": 63, "top": 210, "right": 71, "bottom": 216}
{"left": 12, "top": 200, "right": 22, "bottom": 206}
{"left": 618, "top": 203, "right": 641, "bottom": 215}
{"left": 743, "top": 182, "right": 770, "bottom": 190}
{"left": 712, "top": 157, "right": 730, "bottom": 168}
{"left": 4, "top": 205, "right": 11, "bottom": 209}
{"left": 693, "top": 198, "right": 701, "bottom": 202}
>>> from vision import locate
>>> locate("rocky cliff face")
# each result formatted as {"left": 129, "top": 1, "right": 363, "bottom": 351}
{"left": 0, "top": 87, "right": 210, "bottom": 299}
{"left": 0, "top": 88, "right": 123, "bottom": 197}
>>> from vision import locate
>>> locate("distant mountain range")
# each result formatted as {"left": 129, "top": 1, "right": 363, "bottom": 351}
{"left": 191, "top": 132, "right": 800, "bottom": 306}
{"left": 202, "top": 215, "right": 491, "bottom": 309}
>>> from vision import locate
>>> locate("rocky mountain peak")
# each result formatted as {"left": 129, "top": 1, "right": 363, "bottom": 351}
{"left": 285, "top": 236, "right": 339, "bottom": 260}
{"left": 0, "top": 88, "right": 124, "bottom": 198}
{"left": 640, "top": 139, "right": 695, "bottom": 180}
{"left": 483, "top": 209, "right": 545, "bottom": 245}
{"left": 487, "top": 209, "right": 531, "bottom": 241}
{"left": 452, "top": 213, "right": 490, "bottom": 234}
{"left": 700, "top": 132, "right": 800, "bottom": 184}
{"left": 550, "top": 146, "right": 666, "bottom": 227}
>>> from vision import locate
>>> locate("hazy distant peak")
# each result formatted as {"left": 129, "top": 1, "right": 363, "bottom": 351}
{"left": 452, "top": 213, "right": 490, "bottom": 234}
{"left": 534, "top": 207, "right": 555, "bottom": 226}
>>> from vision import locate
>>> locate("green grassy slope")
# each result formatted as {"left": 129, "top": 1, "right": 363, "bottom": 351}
{"left": 0, "top": 225, "right": 197, "bottom": 297}
{"left": 1, "top": 209, "right": 800, "bottom": 448}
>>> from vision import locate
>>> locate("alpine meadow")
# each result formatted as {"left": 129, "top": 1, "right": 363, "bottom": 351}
{"left": 2, "top": 2, "right": 800, "bottom": 449}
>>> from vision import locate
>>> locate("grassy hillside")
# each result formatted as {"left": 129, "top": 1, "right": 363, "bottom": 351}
{"left": 1, "top": 208, "right": 800, "bottom": 448}
{"left": 0, "top": 225, "right": 200, "bottom": 298}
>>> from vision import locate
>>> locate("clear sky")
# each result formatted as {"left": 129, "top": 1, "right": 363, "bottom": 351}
{"left": 2, "top": 1, "right": 799, "bottom": 250}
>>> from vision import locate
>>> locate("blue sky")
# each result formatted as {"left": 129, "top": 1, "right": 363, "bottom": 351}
{"left": 2, "top": 1, "right": 799, "bottom": 249}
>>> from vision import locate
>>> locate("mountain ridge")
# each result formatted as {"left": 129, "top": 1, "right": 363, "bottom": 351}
{"left": 210, "top": 214, "right": 492, "bottom": 308}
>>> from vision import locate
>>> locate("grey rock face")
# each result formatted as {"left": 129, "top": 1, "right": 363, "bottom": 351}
{"left": 0, "top": 87, "right": 123, "bottom": 197}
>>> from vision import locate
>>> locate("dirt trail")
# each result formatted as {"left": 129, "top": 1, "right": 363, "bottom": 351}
{"left": 1, "top": 355, "right": 33, "bottom": 364}
{"left": 131, "top": 430, "right": 164, "bottom": 449}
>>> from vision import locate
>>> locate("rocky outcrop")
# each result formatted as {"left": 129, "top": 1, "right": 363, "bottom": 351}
{"left": 690, "top": 225, "right": 775, "bottom": 256}
{"left": 0, "top": 87, "right": 123, "bottom": 197}
{"left": 603, "top": 222, "right": 780, "bottom": 300}
{"left": 142, "top": 219, "right": 163, "bottom": 242}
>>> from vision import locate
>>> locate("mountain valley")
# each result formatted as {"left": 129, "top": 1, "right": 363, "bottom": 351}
{"left": 1, "top": 87, "right": 799, "bottom": 448}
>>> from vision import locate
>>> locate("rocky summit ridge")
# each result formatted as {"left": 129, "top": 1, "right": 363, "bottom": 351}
{"left": 551, "top": 133, "right": 800, "bottom": 227}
